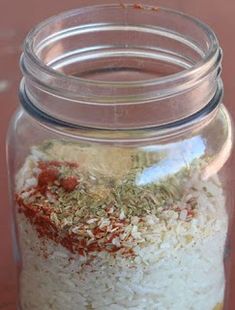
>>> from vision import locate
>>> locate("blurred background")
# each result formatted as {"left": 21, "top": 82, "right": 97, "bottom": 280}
{"left": 0, "top": 0, "right": 235, "bottom": 308}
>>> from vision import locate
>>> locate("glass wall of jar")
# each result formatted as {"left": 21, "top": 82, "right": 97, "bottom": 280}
{"left": 7, "top": 3, "right": 234, "bottom": 310}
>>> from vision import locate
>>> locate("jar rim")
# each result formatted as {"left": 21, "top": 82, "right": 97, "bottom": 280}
{"left": 20, "top": 3, "right": 222, "bottom": 130}
{"left": 24, "top": 4, "right": 219, "bottom": 89}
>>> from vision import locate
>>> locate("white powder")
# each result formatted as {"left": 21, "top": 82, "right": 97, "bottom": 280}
{"left": 16, "top": 151, "right": 228, "bottom": 310}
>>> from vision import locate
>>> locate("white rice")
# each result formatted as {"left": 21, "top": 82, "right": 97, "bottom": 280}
{"left": 16, "top": 150, "right": 228, "bottom": 310}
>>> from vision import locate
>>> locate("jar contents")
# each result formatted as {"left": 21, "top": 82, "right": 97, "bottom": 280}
{"left": 16, "top": 141, "right": 228, "bottom": 310}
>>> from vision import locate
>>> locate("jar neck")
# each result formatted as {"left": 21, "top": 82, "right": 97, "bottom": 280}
{"left": 20, "top": 4, "right": 222, "bottom": 130}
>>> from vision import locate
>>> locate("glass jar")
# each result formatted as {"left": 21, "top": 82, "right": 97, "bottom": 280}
{"left": 7, "top": 3, "right": 234, "bottom": 310}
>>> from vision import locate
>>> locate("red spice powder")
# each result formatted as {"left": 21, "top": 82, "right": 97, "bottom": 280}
{"left": 16, "top": 160, "right": 135, "bottom": 258}
{"left": 17, "top": 197, "right": 134, "bottom": 257}
{"left": 133, "top": 4, "right": 160, "bottom": 11}
{"left": 60, "top": 176, "right": 79, "bottom": 192}
{"left": 38, "top": 168, "right": 59, "bottom": 186}
{"left": 133, "top": 3, "right": 143, "bottom": 9}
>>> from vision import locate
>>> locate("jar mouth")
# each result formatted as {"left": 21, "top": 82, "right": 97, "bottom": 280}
{"left": 21, "top": 3, "right": 222, "bottom": 129}
{"left": 24, "top": 4, "right": 219, "bottom": 88}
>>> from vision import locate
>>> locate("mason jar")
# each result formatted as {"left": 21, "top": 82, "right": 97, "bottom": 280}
{"left": 7, "top": 3, "right": 234, "bottom": 310}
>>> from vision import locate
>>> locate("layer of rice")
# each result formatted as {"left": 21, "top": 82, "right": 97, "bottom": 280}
{"left": 16, "top": 146, "right": 228, "bottom": 310}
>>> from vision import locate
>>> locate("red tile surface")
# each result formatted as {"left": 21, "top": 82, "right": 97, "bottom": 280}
{"left": 0, "top": 0, "right": 235, "bottom": 309}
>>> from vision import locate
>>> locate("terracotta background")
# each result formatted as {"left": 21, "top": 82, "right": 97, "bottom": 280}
{"left": 0, "top": 0, "right": 235, "bottom": 308}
